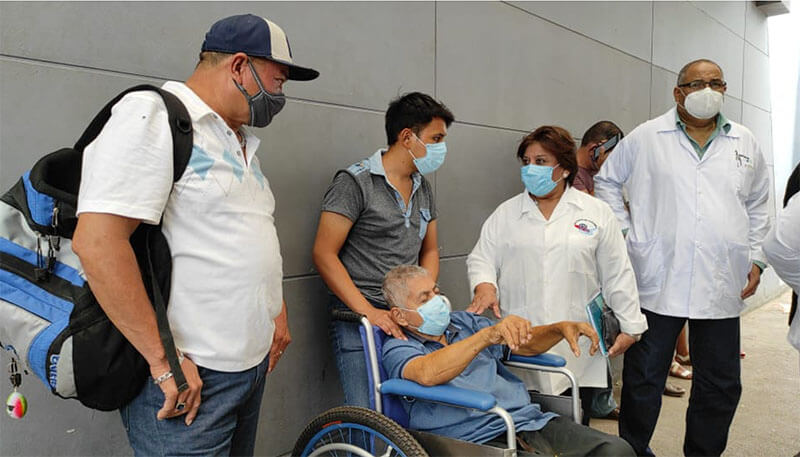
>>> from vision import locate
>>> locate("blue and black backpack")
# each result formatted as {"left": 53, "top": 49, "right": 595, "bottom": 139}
{"left": 0, "top": 85, "right": 191, "bottom": 410}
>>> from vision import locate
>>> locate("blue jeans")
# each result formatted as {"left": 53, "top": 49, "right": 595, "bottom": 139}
{"left": 120, "top": 355, "right": 270, "bottom": 457}
{"left": 329, "top": 296, "right": 384, "bottom": 408}
{"left": 589, "top": 387, "right": 618, "bottom": 418}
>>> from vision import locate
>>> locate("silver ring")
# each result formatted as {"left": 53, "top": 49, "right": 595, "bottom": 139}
{"left": 176, "top": 402, "right": 186, "bottom": 411}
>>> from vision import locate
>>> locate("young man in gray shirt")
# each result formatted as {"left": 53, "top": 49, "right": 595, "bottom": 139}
{"left": 312, "top": 92, "right": 454, "bottom": 407}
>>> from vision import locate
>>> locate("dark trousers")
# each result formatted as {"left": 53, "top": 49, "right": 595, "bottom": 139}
{"left": 564, "top": 368, "right": 615, "bottom": 425}
{"left": 487, "top": 416, "right": 635, "bottom": 456}
{"left": 619, "top": 309, "right": 742, "bottom": 457}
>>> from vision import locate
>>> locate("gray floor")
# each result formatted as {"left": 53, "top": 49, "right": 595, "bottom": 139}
{"left": 591, "top": 289, "right": 800, "bottom": 457}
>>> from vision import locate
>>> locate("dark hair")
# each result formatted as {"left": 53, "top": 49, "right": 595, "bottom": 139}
{"left": 516, "top": 126, "right": 578, "bottom": 185}
{"left": 580, "top": 121, "right": 624, "bottom": 147}
{"left": 677, "top": 59, "right": 723, "bottom": 85}
{"left": 385, "top": 92, "right": 454, "bottom": 145}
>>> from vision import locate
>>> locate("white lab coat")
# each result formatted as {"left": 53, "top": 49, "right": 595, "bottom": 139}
{"left": 595, "top": 108, "right": 770, "bottom": 319}
{"left": 467, "top": 186, "right": 647, "bottom": 394}
{"left": 762, "top": 193, "right": 800, "bottom": 351}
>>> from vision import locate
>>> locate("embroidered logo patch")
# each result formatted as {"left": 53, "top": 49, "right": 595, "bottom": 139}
{"left": 735, "top": 150, "right": 753, "bottom": 168}
{"left": 574, "top": 219, "right": 598, "bottom": 235}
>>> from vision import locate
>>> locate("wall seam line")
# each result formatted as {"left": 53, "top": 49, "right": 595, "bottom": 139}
{"left": 499, "top": 1, "right": 653, "bottom": 66}
{"left": 741, "top": 4, "right": 748, "bottom": 119}
{"left": 649, "top": 0, "right": 655, "bottom": 117}
{"left": 688, "top": 2, "right": 746, "bottom": 40}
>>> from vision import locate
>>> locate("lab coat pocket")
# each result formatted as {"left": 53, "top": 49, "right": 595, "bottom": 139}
{"left": 719, "top": 241, "right": 751, "bottom": 298}
{"left": 626, "top": 238, "right": 665, "bottom": 293}
{"left": 419, "top": 208, "right": 432, "bottom": 239}
{"left": 735, "top": 164, "right": 755, "bottom": 200}
{"left": 567, "top": 235, "right": 597, "bottom": 275}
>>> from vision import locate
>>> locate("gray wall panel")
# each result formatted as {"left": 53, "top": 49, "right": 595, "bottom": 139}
{"left": 743, "top": 43, "right": 772, "bottom": 111}
{"left": 742, "top": 102, "right": 775, "bottom": 165}
{"left": 435, "top": 122, "right": 527, "bottom": 257}
{"left": 0, "top": 2, "right": 435, "bottom": 112}
{"left": 436, "top": 1, "right": 651, "bottom": 136}
{"left": 652, "top": 1, "right": 744, "bottom": 100}
{"left": 649, "top": 64, "right": 743, "bottom": 123}
{"left": 508, "top": 1, "right": 654, "bottom": 61}
{"left": 256, "top": 101, "right": 386, "bottom": 276}
{"left": 0, "top": 59, "right": 160, "bottom": 187}
{"left": 745, "top": 0, "right": 769, "bottom": 54}
{"left": 438, "top": 255, "right": 471, "bottom": 311}
{"left": 691, "top": 1, "right": 746, "bottom": 37}
{"left": 255, "top": 276, "right": 343, "bottom": 455}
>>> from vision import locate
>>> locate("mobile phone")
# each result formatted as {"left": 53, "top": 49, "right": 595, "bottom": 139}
{"left": 592, "top": 134, "right": 621, "bottom": 160}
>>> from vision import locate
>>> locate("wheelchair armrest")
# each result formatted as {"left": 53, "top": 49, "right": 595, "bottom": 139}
{"left": 506, "top": 353, "right": 566, "bottom": 367}
{"left": 379, "top": 379, "right": 497, "bottom": 411}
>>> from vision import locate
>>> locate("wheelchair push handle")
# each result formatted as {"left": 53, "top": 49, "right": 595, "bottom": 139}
{"left": 331, "top": 309, "right": 366, "bottom": 323}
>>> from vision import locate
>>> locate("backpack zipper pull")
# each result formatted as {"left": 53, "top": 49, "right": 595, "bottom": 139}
{"left": 50, "top": 207, "right": 61, "bottom": 251}
{"left": 34, "top": 236, "right": 49, "bottom": 282}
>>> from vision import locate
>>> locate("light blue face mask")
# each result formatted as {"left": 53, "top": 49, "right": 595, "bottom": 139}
{"left": 411, "top": 295, "right": 452, "bottom": 336}
{"left": 408, "top": 135, "right": 447, "bottom": 175}
{"left": 521, "top": 164, "right": 563, "bottom": 197}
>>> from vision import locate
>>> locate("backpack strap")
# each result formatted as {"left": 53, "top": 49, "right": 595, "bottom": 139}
{"left": 145, "top": 228, "right": 189, "bottom": 393}
{"left": 73, "top": 84, "right": 193, "bottom": 182}
{"left": 74, "top": 84, "right": 193, "bottom": 393}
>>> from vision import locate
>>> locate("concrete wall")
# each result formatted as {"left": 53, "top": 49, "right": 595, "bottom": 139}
{"left": 0, "top": 1, "right": 779, "bottom": 455}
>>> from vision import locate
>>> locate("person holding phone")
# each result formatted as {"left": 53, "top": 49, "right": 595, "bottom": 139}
{"left": 573, "top": 121, "right": 623, "bottom": 196}
{"left": 575, "top": 121, "right": 688, "bottom": 406}
{"left": 466, "top": 125, "right": 647, "bottom": 425}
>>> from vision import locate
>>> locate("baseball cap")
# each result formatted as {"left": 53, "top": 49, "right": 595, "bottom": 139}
{"left": 201, "top": 14, "right": 319, "bottom": 81}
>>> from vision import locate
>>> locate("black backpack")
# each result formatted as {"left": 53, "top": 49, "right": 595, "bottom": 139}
{"left": 0, "top": 85, "right": 191, "bottom": 410}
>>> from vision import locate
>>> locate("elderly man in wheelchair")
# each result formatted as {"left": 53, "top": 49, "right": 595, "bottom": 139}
{"left": 294, "top": 264, "right": 634, "bottom": 457}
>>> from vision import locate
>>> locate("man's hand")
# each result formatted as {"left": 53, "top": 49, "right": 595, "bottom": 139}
{"left": 607, "top": 333, "right": 637, "bottom": 358}
{"left": 558, "top": 321, "right": 599, "bottom": 357}
{"left": 740, "top": 264, "right": 761, "bottom": 299}
{"left": 367, "top": 308, "right": 407, "bottom": 340}
{"left": 467, "top": 283, "right": 501, "bottom": 318}
{"left": 150, "top": 356, "right": 203, "bottom": 426}
{"left": 485, "top": 315, "right": 534, "bottom": 350}
{"left": 268, "top": 301, "right": 292, "bottom": 374}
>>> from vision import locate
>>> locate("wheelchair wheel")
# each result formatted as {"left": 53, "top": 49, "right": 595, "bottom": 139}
{"left": 293, "top": 406, "right": 428, "bottom": 457}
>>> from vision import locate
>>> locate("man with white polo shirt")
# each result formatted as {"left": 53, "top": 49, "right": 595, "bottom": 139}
{"left": 72, "top": 14, "right": 318, "bottom": 455}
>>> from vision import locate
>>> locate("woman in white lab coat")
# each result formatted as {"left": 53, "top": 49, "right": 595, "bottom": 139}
{"left": 466, "top": 125, "right": 648, "bottom": 423}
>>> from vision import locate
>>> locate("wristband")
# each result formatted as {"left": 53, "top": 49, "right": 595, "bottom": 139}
{"left": 153, "top": 371, "right": 173, "bottom": 385}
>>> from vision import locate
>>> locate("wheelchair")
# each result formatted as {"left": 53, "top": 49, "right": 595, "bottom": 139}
{"left": 293, "top": 310, "right": 582, "bottom": 457}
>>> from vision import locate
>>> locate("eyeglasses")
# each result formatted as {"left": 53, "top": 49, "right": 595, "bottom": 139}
{"left": 677, "top": 79, "right": 727, "bottom": 91}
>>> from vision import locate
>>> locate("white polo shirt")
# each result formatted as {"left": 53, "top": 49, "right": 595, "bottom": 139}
{"left": 77, "top": 81, "right": 283, "bottom": 372}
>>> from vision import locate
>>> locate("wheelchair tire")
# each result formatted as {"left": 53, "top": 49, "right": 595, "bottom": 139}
{"left": 292, "top": 406, "right": 428, "bottom": 457}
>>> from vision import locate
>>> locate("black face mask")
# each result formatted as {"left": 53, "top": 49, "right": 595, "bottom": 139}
{"left": 232, "top": 59, "right": 286, "bottom": 127}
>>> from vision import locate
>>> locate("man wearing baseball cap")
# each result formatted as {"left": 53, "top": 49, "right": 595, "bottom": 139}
{"left": 72, "top": 14, "right": 318, "bottom": 455}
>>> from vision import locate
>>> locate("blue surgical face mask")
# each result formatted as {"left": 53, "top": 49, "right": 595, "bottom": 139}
{"left": 408, "top": 135, "right": 447, "bottom": 175}
{"left": 410, "top": 295, "right": 452, "bottom": 336}
{"left": 521, "top": 164, "right": 563, "bottom": 197}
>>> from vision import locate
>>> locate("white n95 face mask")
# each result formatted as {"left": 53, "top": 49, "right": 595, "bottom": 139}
{"left": 682, "top": 87, "right": 723, "bottom": 120}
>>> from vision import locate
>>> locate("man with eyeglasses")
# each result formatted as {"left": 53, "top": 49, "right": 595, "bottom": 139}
{"left": 594, "top": 59, "right": 770, "bottom": 456}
